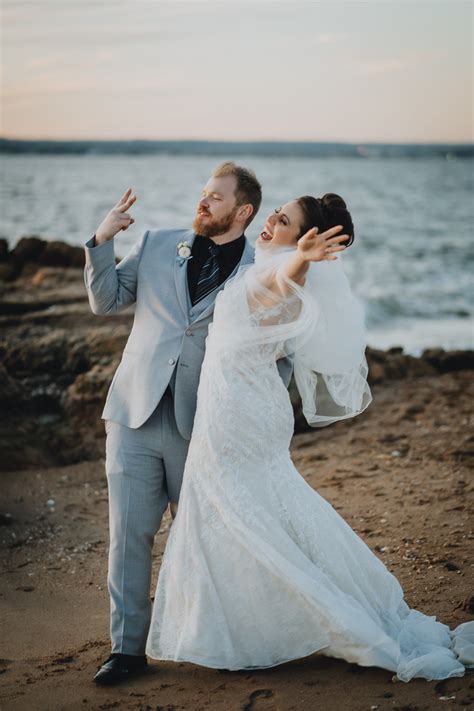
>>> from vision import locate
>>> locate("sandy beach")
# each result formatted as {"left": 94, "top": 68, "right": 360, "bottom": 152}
{"left": 1, "top": 238, "right": 473, "bottom": 710}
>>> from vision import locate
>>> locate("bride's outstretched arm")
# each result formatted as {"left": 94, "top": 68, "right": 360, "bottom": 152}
{"left": 255, "top": 224, "right": 350, "bottom": 304}
{"left": 247, "top": 225, "right": 350, "bottom": 317}
{"left": 240, "top": 226, "right": 371, "bottom": 427}
{"left": 280, "top": 225, "right": 350, "bottom": 289}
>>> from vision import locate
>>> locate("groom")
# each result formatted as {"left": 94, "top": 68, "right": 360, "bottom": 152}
{"left": 84, "top": 161, "right": 293, "bottom": 685}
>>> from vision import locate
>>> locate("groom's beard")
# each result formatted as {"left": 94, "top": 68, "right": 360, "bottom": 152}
{"left": 192, "top": 205, "right": 239, "bottom": 238}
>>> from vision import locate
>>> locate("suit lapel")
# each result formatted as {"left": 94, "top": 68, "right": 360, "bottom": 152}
{"left": 191, "top": 236, "right": 255, "bottom": 325}
{"left": 174, "top": 229, "right": 196, "bottom": 320}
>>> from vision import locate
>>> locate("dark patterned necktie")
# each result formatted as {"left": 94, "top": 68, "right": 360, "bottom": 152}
{"left": 192, "top": 243, "right": 221, "bottom": 305}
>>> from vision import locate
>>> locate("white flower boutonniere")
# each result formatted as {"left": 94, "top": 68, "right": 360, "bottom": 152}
{"left": 176, "top": 241, "right": 193, "bottom": 265}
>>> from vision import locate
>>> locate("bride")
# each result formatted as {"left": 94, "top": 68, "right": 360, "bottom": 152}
{"left": 145, "top": 193, "right": 473, "bottom": 682}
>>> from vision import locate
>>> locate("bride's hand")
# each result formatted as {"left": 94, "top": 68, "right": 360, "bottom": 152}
{"left": 297, "top": 225, "right": 349, "bottom": 262}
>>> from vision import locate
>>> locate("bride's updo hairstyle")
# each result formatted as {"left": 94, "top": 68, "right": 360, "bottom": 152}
{"left": 297, "top": 194, "right": 354, "bottom": 247}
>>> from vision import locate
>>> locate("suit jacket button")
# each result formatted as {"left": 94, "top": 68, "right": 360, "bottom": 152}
{"left": 185, "top": 329, "right": 192, "bottom": 336}
{"left": 168, "top": 358, "right": 176, "bottom": 365}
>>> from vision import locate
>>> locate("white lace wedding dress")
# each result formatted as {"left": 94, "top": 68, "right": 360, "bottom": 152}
{"left": 145, "top": 245, "right": 474, "bottom": 682}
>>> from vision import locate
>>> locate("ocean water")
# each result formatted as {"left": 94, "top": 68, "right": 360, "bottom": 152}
{"left": 0, "top": 153, "right": 472, "bottom": 355}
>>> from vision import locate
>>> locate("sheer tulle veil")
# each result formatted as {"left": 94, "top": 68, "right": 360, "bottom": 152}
{"left": 214, "top": 242, "right": 372, "bottom": 428}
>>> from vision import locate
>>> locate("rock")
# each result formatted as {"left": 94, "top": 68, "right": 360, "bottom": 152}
{"left": 84, "top": 328, "right": 131, "bottom": 360}
{"left": 38, "top": 240, "right": 85, "bottom": 268}
{"left": 0, "top": 262, "right": 17, "bottom": 281}
{"left": 30, "top": 266, "right": 83, "bottom": 288}
{"left": 64, "top": 361, "right": 118, "bottom": 421}
{"left": 404, "top": 403, "right": 425, "bottom": 417}
{"left": 455, "top": 596, "right": 474, "bottom": 613}
{"left": 366, "top": 348, "right": 437, "bottom": 381}
{"left": 0, "top": 362, "right": 26, "bottom": 411}
{"left": 366, "top": 347, "right": 387, "bottom": 364}
{"left": 438, "top": 350, "right": 473, "bottom": 372}
{"left": 368, "top": 361, "right": 385, "bottom": 384}
{"left": 10, "top": 236, "right": 46, "bottom": 270}
{"left": 0, "top": 238, "right": 9, "bottom": 261}
{"left": 2, "top": 331, "right": 90, "bottom": 377}
{"left": 5, "top": 235, "right": 85, "bottom": 280}
{"left": 445, "top": 561, "right": 461, "bottom": 571}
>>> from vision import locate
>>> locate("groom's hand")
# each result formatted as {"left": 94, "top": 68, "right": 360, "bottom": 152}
{"left": 95, "top": 188, "right": 137, "bottom": 245}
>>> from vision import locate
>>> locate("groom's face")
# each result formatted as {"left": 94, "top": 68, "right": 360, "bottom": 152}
{"left": 192, "top": 175, "right": 241, "bottom": 238}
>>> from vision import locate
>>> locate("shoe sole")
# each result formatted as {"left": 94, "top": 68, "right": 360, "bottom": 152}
{"left": 93, "top": 666, "right": 148, "bottom": 686}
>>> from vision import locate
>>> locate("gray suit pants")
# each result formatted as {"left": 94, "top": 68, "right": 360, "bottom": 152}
{"left": 104, "top": 389, "right": 189, "bottom": 655}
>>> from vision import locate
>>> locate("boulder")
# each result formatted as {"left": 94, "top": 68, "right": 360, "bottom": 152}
{"left": 0, "top": 263, "right": 17, "bottom": 282}
{"left": 368, "top": 361, "right": 385, "bottom": 384}
{"left": 64, "top": 361, "right": 118, "bottom": 420}
{"left": 0, "top": 238, "right": 9, "bottom": 262}
{"left": 0, "top": 362, "right": 26, "bottom": 412}
{"left": 2, "top": 331, "right": 90, "bottom": 377}
{"left": 64, "top": 362, "right": 119, "bottom": 442}
{"left": 10, "top": 236, "right": 46, "bottom": 269}
{"left": 38, "top": 240, "right": 85, "bottom": 268}
{"left": 422, "top": 348, "right": 474, "bottom": 373}
{"left": 6, "top": 235, "right": 85, "bottom": 279}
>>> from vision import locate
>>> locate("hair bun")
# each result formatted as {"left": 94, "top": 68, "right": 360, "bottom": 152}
{"left": 297, "top": 192, "right": 355, "bottom": 248}
{"left": 321, "top": 193, "right": 348, "bottom": 211}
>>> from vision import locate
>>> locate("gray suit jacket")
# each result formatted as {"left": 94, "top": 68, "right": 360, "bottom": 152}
{"left": 84, "top": 227, "right": 293, "bottom": 439}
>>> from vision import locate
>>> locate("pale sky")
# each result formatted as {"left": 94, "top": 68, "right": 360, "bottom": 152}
{"left": 1, "top": 0, "right": 472, "bottom": 143}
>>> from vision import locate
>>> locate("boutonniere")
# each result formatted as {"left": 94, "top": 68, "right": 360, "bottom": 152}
{"left": 176, "top": 241, "right": 193, "bottom": 265}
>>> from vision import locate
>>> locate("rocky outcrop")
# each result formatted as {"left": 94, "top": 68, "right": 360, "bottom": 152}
{"left": 0, "top": 237, "right": 472, "bottom": 470}
{"left": 0, "top": 235, "right": 121, "bottom": 283}
{"left": 1, "top": 236, "right": 84, "bottom": 281}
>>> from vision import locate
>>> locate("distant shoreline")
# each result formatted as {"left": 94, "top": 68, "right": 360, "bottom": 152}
{"left": 1, "top": 137, "right": 473, "bottom": 158}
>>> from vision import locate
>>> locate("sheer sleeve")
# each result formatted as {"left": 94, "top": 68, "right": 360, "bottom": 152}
{"left": 212, "top": 244, "right": 372, "bottom": 427}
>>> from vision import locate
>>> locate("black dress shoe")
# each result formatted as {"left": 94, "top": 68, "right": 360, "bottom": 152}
{"left": 93, "top": 653, "right": 148, "bottom": 685}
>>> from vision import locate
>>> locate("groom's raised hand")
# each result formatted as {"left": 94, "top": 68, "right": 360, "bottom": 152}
{"left": 95, "top": 187, "right": 137, "bottom": 245}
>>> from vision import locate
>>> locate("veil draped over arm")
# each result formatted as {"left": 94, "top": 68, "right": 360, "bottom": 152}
{"left": 214, "top": 245, "right": 372, "bottom": 428}
{"left": 289, "top": 254, "right": 372, "bottom": 427}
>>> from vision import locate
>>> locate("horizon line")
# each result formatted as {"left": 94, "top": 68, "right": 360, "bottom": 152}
{"left": 1, "top": 136, "right": 473, "bottom": 147}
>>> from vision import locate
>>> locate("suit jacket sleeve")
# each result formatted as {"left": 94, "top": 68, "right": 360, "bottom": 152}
{"left": 83, "top": 230, "right": 149, "bottom": 314}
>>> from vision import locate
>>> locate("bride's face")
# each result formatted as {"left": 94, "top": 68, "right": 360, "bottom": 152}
{"left": 257, "top": 200, "right": 304, "bottom": 247}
